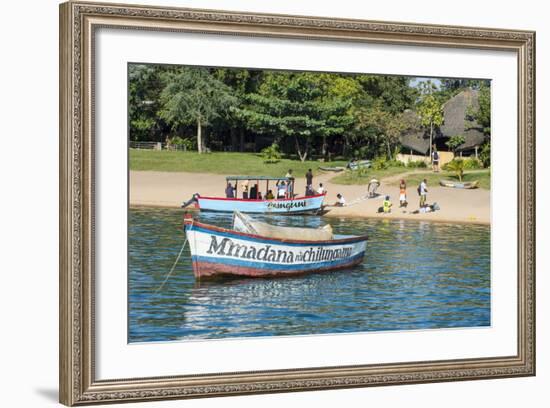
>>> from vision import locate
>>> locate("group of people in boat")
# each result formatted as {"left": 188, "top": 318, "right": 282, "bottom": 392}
{"left": 225, "top": 179, "right": 294, "bottom": 200}
{"left": 224, "top": 168, "right": 327, "bottom": 200}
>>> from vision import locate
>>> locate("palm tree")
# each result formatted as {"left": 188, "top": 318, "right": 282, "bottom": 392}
{"left": 446, "top": 158, "right": 465, "bottom": 182}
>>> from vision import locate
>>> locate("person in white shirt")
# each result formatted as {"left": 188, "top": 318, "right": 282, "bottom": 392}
{"left": 419, "top": 178, "right": 428, "bottom": 208}
{"left": 334, "top": 193, "right": 346, "bottom": 207}
{"left": 317, "top": 183, "right": 326, "bottom": 195}
{"left": 277, "top": 180, "right": 287, "bottom": 199}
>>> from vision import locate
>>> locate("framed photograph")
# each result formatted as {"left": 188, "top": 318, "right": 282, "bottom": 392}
{"left": 59, "top": 1, "right": 535, "bottom": 405}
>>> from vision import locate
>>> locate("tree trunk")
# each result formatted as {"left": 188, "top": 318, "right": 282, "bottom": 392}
{"left": 239, "top": 128, "right": 245, "bottom": 152}
{"left": 386, "top": 138, "right": 392, "bottom": 160}
{"left": 197, "top": 118, "right": 203, "bottom": 154}
{"left": 230, "top": 127, "right": 238, "bottom": 152}
{"left": 429, "top": 122, "right": 433, "bottom": 162}
{"left": 295, "top": 136, "right": 308, "bottom": 162}
{"left": 321, "top": 135, "right": 327, "bottom": 159}
{"left": 342, "top": 134, "right": 350, "bottom": 157}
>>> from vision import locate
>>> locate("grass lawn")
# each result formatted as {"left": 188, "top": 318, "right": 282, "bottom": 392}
{"left": 330, "top": 166, "right": 416, "bottom": 185}
{"left": 397, "top": 170, "right": 491, "bottom": 190}
{"left": 129, "top": 149, "right": 348, "bottom": 177}
{"left": 332, "top": 166, "right": 491, "bottom": 190}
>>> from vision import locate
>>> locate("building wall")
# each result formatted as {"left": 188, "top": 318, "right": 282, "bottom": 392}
{"left": 396, "top": 151, "right": 454, "bottom": 166}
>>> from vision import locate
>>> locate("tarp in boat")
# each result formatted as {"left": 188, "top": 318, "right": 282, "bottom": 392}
{"left": 232, "top": 211, "right": 333, "bottom": 241}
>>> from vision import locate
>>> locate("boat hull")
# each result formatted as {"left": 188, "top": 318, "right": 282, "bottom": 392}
{"left": 196, "top": 194, "right": 325, "bottom": 214}
{"left": 439, "top": 180, "right": 479, "bottom": 189}
{"left": 184, "top": 219, "right": 367, "bottom": 279}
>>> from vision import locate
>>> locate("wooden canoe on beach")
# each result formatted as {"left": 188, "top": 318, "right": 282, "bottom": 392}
{"left": 439, "top": 179, "right": 479, "bottom": 189}
{"left": 319, "top": 166, "right": 346, "bottom": 172}
{"left": 184, "top": 213, "right": 368, "bottom": 279}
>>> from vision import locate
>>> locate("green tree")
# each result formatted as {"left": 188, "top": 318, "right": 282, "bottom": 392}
{"left": 440, "top": 78, "right": 490, "bottom": 92}
{"left": 128, "top": 64, "right": 164, "bottom": 142}
{"left": 234, "top": 72, "right": 353, "bottom": 162}
{"left": 445, "top": 135, "right": 466, "bottom": 154}
{"left": 212, "top": 68, "right": 264, "bottom": 151}
{"left": 345, "top": 75, "right": 417, "bottom": 158}
{"left": 352, "top": 104, "right": 413, "bottom": 160}
{"left": 468, "top": 84, "right": 491, "bottom": 135}
{"left": 159, "top": 68, "right": 238, "bottom": 153}
{"left": 466, "top": 84, "right": 491, "bottom": 167}
{"left": 417, "top": 83, "right": 444, "bottom": 161}
{"left": 357, "top": 75, "right": 418, "bottom": 114}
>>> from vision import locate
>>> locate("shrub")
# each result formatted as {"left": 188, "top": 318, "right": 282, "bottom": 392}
{"left": 407, "top": 160, "right": 427, "bottom": 168}
{"left": 352, "top": 146, "right": 371, "bottom": 160}
{"left": 387, "top": 159, "right": 405, "bottom": 168}
{"left": 371, "top": 156, "right": 389, "bottom": 170}
{"left": 260, "top": 143, "right": 282, "bottom": 163}
{"left": 445, "top": 158, "right": 465, "bottom": 181}
{"left": 463, "top": 158, "right": 483, "bottom": 169}
{"left": 345, "top": 166, "right": 369, "bottom": 182}
{"left": 479, "top": 142, "right": 491, "bottom": 168}
{"left": 169, "top": 136, "right": 195, "bottom": 151}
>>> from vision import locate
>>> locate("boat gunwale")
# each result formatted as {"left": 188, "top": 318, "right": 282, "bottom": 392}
{"left": 184, "top": 218, "right": 369, "bottom": 245}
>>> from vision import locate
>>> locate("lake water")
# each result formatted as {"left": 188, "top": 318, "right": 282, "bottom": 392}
{"left": 128, "top": 208, "right": 490, "bottom": 343}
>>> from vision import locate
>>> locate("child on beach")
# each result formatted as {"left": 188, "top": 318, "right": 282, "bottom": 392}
{"left": 399, "top": 179, "right": 407, "bottom": 208}
{"left": 383, "top": 195, "right": 392, "bottom": 213}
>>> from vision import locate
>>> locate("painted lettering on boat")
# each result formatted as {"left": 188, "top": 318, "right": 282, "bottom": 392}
{"left": 266, "top": 200, "right": 307, "bottom": 210}
{"left": 206, "top": 235, "right": 353, "bottom": 264}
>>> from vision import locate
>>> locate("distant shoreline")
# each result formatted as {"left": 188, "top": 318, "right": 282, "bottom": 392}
{"left": 129, "top": 170, "right": 491, "bottom": 225}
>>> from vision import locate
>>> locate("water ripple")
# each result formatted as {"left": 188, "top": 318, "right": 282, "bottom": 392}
{"left": 128, "top": 209, "right": 490, "bottom": 342}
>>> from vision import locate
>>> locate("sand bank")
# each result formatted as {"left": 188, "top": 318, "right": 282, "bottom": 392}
{"left": 130, "top": 171, "right": 490, "bottom": 225}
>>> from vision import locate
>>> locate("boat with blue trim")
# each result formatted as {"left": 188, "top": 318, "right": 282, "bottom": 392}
{"left": 188, "top": 175, "right": 326, "bottom": 215}
{"left": 184, "top": 212, "right": 368, "bottom": 279}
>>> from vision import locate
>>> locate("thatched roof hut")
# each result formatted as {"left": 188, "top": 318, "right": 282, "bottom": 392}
{"left": 400, "top": 89, "right": 487, "bottom": 155}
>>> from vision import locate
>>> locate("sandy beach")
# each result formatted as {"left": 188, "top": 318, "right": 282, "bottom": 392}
{"left": 130, "top": 170, "right": 490, "bottom": 224}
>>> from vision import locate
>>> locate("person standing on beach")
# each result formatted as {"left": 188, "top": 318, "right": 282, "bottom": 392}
{"left": 285, "top": 169, "right": 294, "bottom": 196}
{"left": 399, "top": 179, "right": 407, "bottom": 208}
{"left": 305, "top": 169, "right": 313, "bottom": 191}
{"left": 432, "top": 144, "right": 440, "bottom": 172}
{"left": 419, "top": 178, "right": 428, "bottom": 208}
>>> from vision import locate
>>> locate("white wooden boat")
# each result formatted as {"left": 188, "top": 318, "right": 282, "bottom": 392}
{"left": 184, "top": 212, "right": 368, "bottom": 279}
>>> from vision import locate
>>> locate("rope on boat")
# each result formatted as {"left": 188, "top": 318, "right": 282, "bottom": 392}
{"left": 154, "top": 236, "right": 188, "bottom": 294}
{"left": 340, "top": 193, "right": 384, "bottom": 207}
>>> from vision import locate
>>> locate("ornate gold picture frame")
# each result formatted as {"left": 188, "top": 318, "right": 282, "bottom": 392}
{"left": 59, "top": 1, "right": 535, "bottom": 405}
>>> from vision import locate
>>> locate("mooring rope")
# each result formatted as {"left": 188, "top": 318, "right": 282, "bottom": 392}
{"left": 154, "top": 235, "right": 188, "bottom": 294}
{"left": 340, "top": 193, "right": 385, "bottom": 207}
